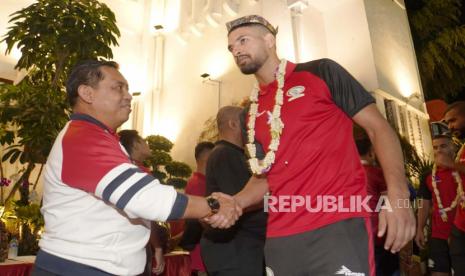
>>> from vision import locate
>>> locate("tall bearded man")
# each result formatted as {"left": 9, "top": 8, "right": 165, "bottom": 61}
{"left": 207, "top": 15, "right": 416, "bottom": 275}
{"left": 442, "top": 101, "right": 465, "bottom": 275}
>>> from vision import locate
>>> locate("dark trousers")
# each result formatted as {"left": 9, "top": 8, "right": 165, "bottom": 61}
{"left": 450, "top": 226, "right": 465, "bottom": 275}
{"left": 32, "top": 266, "right": 60, "bottom": 276}
{"left": 264, "top": 218, "right": 374, "bottom": 276}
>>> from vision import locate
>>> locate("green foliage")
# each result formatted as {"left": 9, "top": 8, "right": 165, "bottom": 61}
{"left": 166, "top": 178, "right": 187, "bottom": 190}
{"left": 14, "top": 203, "right": 44, "bottom": 232}
{"left": 165, "top": 161, "right": 192, "bottom": 178}
{"left": 144, "top": 135, "right": 192, "bottom": 187}
{"left": 146, "top": 135, "right": 174, "bottom": 153}
{"left": 406, "top": 0, "right": 465, "bottom": 100}
{"left": 398, "top": 135, "right": 433, "bottom": 187}
{"left": 2, "top": 0, "right": 120, "bottom": 87}
{"left": 0, "top": 0, "right": 120, "bottom": 204}
{"left": 146, "top": 151, "right": 172, "bottom": 168}
{"left": 0, "top": 80, "right": 68, "bottom": 164}
{"left": 152, "top": 171, "right": 168, "bottom": 183}
{"left": 198, "top": 117, "right": 219, "bottom": 143}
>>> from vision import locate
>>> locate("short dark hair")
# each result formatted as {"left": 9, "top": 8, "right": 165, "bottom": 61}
{"left": 432, "top": 133, "right": 452, "bottom": 140}
{"left": 444, "top": 101, "right": 465, "bottom": 117}
{"left": 194, "top": 142, "right": 214, "bottom": 161}
{"left": 229, "top": 23, "right": 273, "bottom": 36}
{"left": 355, "top": 138, "right": 372, "bottom": 156}
{"left": 118, "top": 129, "right": 143, "bottom": 157}
{"left": 66, "top": 60, "right": 119, "bottom": 107}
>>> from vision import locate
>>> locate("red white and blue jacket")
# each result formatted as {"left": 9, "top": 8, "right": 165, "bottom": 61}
{"left": 38, "top": 113, "right": 187, "bottom": 275}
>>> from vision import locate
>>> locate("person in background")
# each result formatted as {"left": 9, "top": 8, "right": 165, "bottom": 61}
{"left": 118, "top": 129, "right": 165, "bottom": 275}
{"left": 201, "top": 106, "right": 267, "bottom": 276}
{"left": 416, "top": 134, "right": 460, "bottom": 276}
{"left": 356, "top": 136, "right": 400, "bottom": 276}
{"left": 119, "top": 129, "right": 152, "bottom": 173}
{"left": 441, "top": 101, "right": 465, "bottom": 275}
{"left": 181, "top": 142, "right": 215, "bottom": 276}
{"left": 33, "top": 60, "right": 241, "bottom": 276}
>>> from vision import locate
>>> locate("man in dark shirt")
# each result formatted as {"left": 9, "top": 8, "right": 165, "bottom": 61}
{"left": 201, "top": 106, "right": 267, "bottom": 276}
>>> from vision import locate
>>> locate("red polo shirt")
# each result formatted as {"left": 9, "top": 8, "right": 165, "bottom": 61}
{"left": 419, "top": 168, "right": 459, "bottom": 240}
{"left": 184, "top": 172, "right": 207, "bottom": 271}
{"left": 363, "top": 164, "right": 386, "bottom": 246}
{"left": 252, "top": 59, "right": 375, "bottom": 237}
{"left": 454, "top": 147, "right": 465, "bottom": 232}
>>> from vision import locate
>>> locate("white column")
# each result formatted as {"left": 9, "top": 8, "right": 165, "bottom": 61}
{"left": 287, "top": 0, "right": 308, "bottom": 63}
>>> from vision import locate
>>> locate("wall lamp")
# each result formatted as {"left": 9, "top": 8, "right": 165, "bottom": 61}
{"left": 154, "top": 25, "right": 164, "bottom": 31}
{"left": 201, "top": 73, "right": 222, "bottom": 109}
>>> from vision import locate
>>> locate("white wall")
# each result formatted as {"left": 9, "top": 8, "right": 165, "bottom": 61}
{"left": 0, "top": 0, "right": 33, "bottom": 81}
{"left": 364, "top": 0, "right": 424, "bottom": 107}
{"left": 321, "top": 0, "right": 379, "bottom": 91}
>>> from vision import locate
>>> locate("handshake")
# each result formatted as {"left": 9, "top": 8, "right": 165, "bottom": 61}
{"left": 202, "top": 192, "right": 243, "bottom": 229}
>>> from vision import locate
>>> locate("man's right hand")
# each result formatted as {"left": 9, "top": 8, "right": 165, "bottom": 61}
{"left": 415, "top": 229, "right": 426, "bottom": 249}
{"left": 203, "top": 192, "right": 242, "bottom": 228}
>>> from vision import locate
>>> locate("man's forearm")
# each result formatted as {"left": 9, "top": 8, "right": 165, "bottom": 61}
{"left": 234, "top": 176, "right": 269, "bottom": 209}
{"left": 353, "top": 105, "right": 409, "bottom": 197}
{"left": 416, "top": 199, "right": 430, "bottom": 231}
{"left": 368, "top": 122, "right": 409, "bottom": 196}
{"left": 182, "top": 195, "right": 211, "bottom": 219}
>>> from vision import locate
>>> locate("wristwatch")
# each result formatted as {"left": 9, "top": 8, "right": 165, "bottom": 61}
{"left": 206, "top": 196, "right": 220, "bottom": 214}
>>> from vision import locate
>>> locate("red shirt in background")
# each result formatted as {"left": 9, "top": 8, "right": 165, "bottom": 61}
{"left": 454, "top": 148, "right": 465, "bottom": 232}
{"left": 363, "top": 164, "right": 386, "bottom": 246}
{"left": 421, "top": 168, "right": 460, "bottom": 239}
{"left": 185, "top": 172, "right": 206, "bottom": 197}
{"left": 184, "top": 172, "right": 206, "bottom": 272}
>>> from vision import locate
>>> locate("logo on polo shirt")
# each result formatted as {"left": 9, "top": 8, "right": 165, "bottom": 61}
{"left": 335, "top": 265, "right": 364, "bottom": 276}
{"left": 286, "top": 86, "right": 305, "bottom": 102}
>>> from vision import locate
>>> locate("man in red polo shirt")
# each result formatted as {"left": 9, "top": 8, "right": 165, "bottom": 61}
{"left": 212, "top": 15, "right": 416, "bottom": 276}
{"left": 442, "top": 101, "right": 465, "bottom": 275}
{"left": 356, "top": 136, "right": 400, "bottom": 275}
{"left": 182, "top": 142, "right": 214, "bottom": 275}
{"left": 416, "top": 134, "right": 460, "bottom": 275}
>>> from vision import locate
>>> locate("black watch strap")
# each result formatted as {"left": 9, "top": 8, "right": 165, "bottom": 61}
{"left": 206, "top": 196, "right": 220, "bottom": 214}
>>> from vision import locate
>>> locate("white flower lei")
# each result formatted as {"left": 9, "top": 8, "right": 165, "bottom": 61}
{"left": 246, "top": 59, "right": 287, "bottom": 175}
{"left": 456, "top": 142, "right": 465, "bottom": 209}
{"left": 431, "top": 163, "right": 464, "bottom": 222}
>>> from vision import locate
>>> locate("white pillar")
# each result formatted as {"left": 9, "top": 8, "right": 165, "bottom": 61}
{"left": 287, "top": 0, "right": 308, "bottom": 63}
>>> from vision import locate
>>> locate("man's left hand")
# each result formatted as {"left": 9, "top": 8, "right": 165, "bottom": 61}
{"left": 378, "top": 193, "right": 416, "bottom": 253}
{"left": 152, "top": 247, "right": 165, "bottom": 275}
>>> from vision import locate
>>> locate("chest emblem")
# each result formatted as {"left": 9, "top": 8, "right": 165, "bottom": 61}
{"left": 286, "top": 86, "right": 305, "bottom": 102}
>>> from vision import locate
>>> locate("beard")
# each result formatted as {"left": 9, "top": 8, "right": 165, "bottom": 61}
{"left": 456, "top": 129, "right": 465, "bottom": 140}
{"left": 239, "top": 62, "right": 261, "bottom": 74}
{"left": 236, "top": 54, "right": 268, "bottom": 75}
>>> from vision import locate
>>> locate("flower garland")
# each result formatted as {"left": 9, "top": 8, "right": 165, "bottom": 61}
{"left": 431, "top": 164, "right": 464, "bottom": 222}
{"left": 246, "top": 59, "right": 287, "bottom": 175}
{"left": 457, "top": 142, "right": 465, "bottom": 209}
{"left": 457, "top": 142, "right": 465, "bottom": 164}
